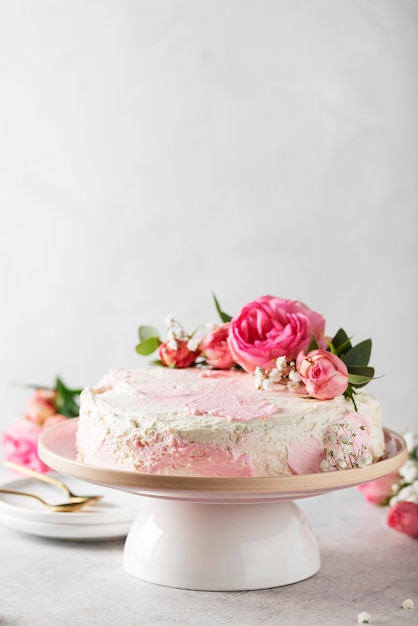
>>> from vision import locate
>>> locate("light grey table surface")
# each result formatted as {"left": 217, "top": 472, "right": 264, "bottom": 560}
{"left": 0, "top": 468, "right": 416, "bottom": 626}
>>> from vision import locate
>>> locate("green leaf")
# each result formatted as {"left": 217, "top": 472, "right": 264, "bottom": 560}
{"left": 348, "top": 373, "right": 373, "bottom": 387}
{"left": 342, "top": 339, "right": 372, "bottom": 367}
{"left": 138, "top": 325, "right": 160, "bottom": 342}
{"left": 331, "top": 329, "right": 352, "bottom": 356}
{"left": 54, "top": 377, "right": 82, "bottom": 418}
{"left": 135, "top": 336, "right": 161, "bottom": 356}
{"left": 212, "top": 292, "right": 232, "bottom": 323}
{"left": 347, "top": 365, "right": 375, "bottom": 379}
{"left": 343, "top": 384, "right": 358, "bottom": 411}
{"left": 307, "top": 336, "right": 318, "bottom": 352}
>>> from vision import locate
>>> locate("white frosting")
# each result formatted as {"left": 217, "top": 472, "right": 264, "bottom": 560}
{"left": 76, "top": 367, "right": 385, "bottom": 477}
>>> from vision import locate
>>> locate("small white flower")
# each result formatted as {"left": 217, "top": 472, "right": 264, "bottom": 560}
{"left": 165, "top": 314, "right": 176, "bottom": 326}
{"left": 364, "top": 452, "right": 373, "bottom": 465}
{"left": 341, "top": 435, "right": 354, "bottom": 445}
{"left": 399, "top": 459, "right": 418, "bottom": 483}
{"left": 320, "top": 460, "right": 330, "bottom": 472}
{"left": 357, "top": 611, "right": 371, "bottom": 623}
{"left": 288, "top": 369, "right": 301, "bottom": 383}
{"left": 402, "top": 598, "right": 414, "bottom": 609}
{"left": 166, "top": 338, "right": 178, "bottom": 350}
{"left": 187, "top": 338, "right": 199, "bottom": 352}
{"left": 342, "top": 444, "right": 354, "bottom": 455}
{"left": 262, "top": 379, "right": 274, "bottom": 391}
{"left": 396, "top": 484, "right": 418, "bottom": 503}
{"left": 403, "top": 430, "right": 418, "bottom": 453}
{"left": 269, "top": 368, "right": 282, "bottom": 383}
{"left": 332, "top": 424, "right": 340, "bottom": 433}
{"left": 337, "top": 459, "right": 348, "bottom": 470}
{"left": 287, "top": 380, "right": 299, "bottom": 392}
{"left": 325, "top": 432, "right": 337, "bottom": 445}
{"left": 275, "top": 356, "right": 287, "bottom": 371}
{"left": 346, "top": 422, "right": 356, "bottom": 432}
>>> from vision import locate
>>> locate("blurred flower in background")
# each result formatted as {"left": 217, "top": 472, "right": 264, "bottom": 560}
{"left": 358, "top": 430, "right": 418, "bottom": 538}
{"left": 2, "top": 378, "right": 81, "bottom": 472}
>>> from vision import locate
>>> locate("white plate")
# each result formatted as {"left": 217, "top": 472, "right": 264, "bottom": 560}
{"left": 0, "top": 511, "right": 135, "bottom": 541}
{"left": 0, "top": 473, "right": 142, "bottom": 540}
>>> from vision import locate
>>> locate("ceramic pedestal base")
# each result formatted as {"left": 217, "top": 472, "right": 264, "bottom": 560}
{"left": 123, "top": 497, "right": 320, "bottom": 591}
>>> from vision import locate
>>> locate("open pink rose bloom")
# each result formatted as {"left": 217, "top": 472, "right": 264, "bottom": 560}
{"left": 228, "top": 295, "right": 327, "bottom": 372}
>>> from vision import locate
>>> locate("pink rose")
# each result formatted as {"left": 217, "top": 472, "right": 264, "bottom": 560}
{"left": 2, "top": 419, "right": 51, "bottom": 473}
{"left": 159, "top": 340, "right": 201, "bottom": 368}
{"left": 228, "top": 295, "right": 326, "bottom": 372}
{"left": 358, "top": 471, "right": 400, "bottom": 505}
{"left": 387, "top": 501, "right": 418, "bottom": 538}
{"left": 296, "top": 349, "right": 348, "bottom": 400}
{"left": 201, "top": 323, "right": 234, "bottom": 369}
{"left": 25, "top": 389, "right": 57, "bottom": 425}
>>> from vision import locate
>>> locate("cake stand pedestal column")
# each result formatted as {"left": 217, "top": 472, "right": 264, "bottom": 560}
{"left": 122, "top": 497, "right": 321, "bottom": 591}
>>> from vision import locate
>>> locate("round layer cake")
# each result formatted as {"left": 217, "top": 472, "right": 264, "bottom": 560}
{"left": 76, "top": 367, "right": 385, "bottom": 477}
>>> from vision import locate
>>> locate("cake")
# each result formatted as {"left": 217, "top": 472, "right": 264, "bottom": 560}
{"left": 76, "top": 294, "right": 385, "bottom": 478}
{"left": 76, "top": 366, "right": 384, "bottom": 477}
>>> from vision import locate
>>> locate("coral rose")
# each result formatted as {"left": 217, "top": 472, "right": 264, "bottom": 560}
{"left": 201, "top": 323, "right": 234, "bottom": 369}
{"left": 357, "top": 471, "right": 400, "bottom": 505}
{"left": 387, "top": 501, "right": 418, "bottom": 538}
{"left": 228, "top": 295, "right": 326, "bottom": 372}
{"left": 159, "top": 340, "right": 200, "bottom": 368}
{"left": 296, "top": 349, "right": 348, "bottom": 400}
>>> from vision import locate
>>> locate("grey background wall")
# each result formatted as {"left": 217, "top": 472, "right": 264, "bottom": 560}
{"left": 1, "top": 0, "right": 417, "bottom": 431}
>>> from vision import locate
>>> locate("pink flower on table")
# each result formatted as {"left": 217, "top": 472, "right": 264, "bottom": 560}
{"left": 296, "top": 349, "right": 349, "bottom": 400}
{"left": 2, "top": 419, "right": 50, "bottom": 473}
{"left": 357, "top": 471, "right": 400, "bottom": 505}
{"left": 159, "top": 340, "right": 201, "bottom": 369}
{"left": 387, "top": 501, "right": 418, "bottom": 538}
{"left": 201, "top": 323, "right": 234, "bottom": 369}
{"left": 228, "top": 295, "right": 327, "bottom": 373}
{"left": 2, "top": 414, "right": 68, "bottom": 473}
{"left": 25, "top": 389, "right": 57, "bottom": 426}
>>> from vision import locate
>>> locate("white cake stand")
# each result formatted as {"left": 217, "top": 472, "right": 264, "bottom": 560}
{"left": 39, "top": 421, "right": 407, "bottom": 591}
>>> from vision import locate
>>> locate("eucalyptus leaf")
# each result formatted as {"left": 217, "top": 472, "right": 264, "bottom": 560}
{"left": 135, "top": 336, "right": 161, "bottom": 356}
{"left": 138, "top": 325, "right": 160, "bottom": 342}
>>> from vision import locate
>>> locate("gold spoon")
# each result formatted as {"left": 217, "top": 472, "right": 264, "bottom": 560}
{"left": 0, "top": 488, "right": 98, "bottom": 512}
{"left": 3, "top": 460, "right": 102, "bottom": 505}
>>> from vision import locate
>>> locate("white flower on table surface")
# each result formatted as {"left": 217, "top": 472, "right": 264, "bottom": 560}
{"left": 402, "top": 599, "right": 414, "bottom": 609}
{"left": 357, "top": 611, "right": 371, "bottom": 623}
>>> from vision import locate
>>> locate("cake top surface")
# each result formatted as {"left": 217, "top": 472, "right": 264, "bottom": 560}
{"left": 83, "top": 365, "right": 379, "bottom": 429}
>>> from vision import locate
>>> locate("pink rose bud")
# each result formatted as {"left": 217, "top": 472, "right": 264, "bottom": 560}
{"left": 25, "top": 389, "right": 57, "bottom": 425}
{"left": 357, "top": 471, "right": 400, "bottom": 505}
{"left": 201, "top": 323, "right": 234, "bottom": 369}
{"left": 159, "top": 340, "right": 201, "bottom": 368}
{"left": 296, "top": 349, "right": 349, "bottom": 400}
{"left": 228, "top": 295, "right": 327, "bottom": 373}
{"left": 387, "top": 501, "right": 418, "bottom": 538}
{"left": 2, "top": 418, "right": 51, "bottom": 473}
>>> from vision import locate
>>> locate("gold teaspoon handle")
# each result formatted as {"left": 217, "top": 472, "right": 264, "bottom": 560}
{"left": 3, "top": 460, "right": 70, "bottom": 496}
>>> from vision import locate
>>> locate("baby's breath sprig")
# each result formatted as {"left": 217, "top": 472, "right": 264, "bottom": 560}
{"left": 321, "top": 421, "right": 373, "bottom": 471}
